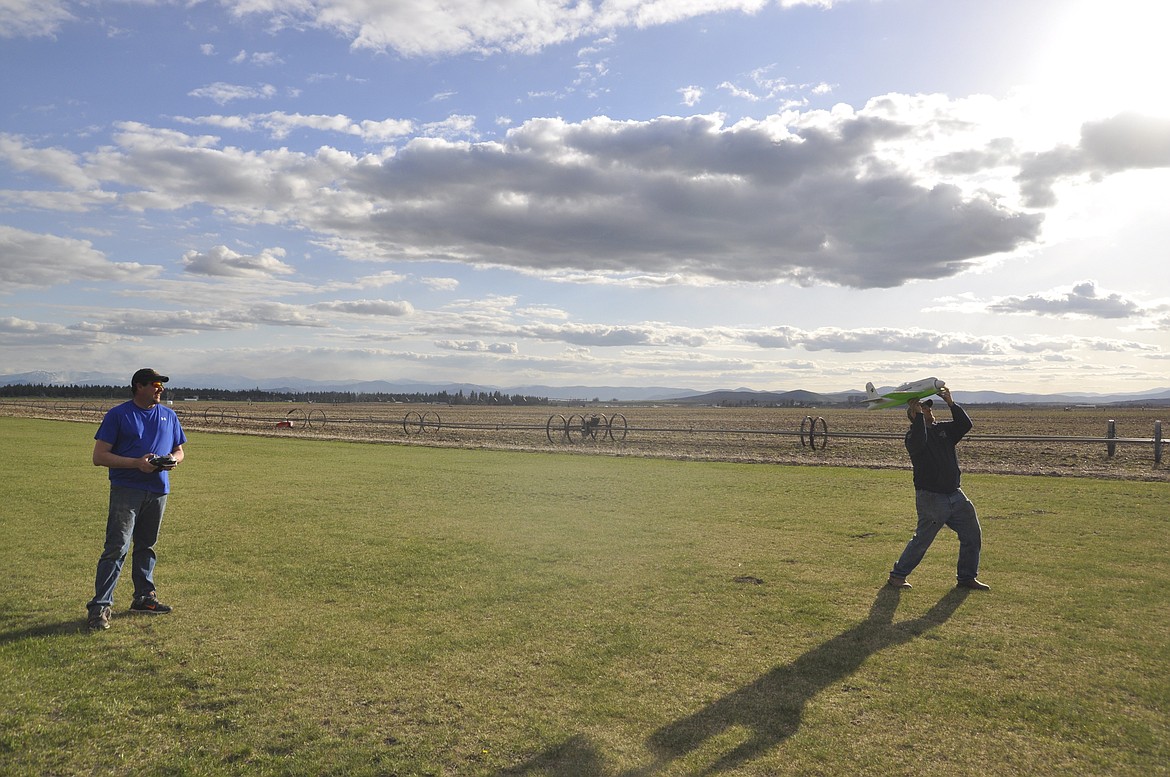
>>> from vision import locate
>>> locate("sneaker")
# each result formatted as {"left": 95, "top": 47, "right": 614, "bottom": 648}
{"left": 887, "top": 575, "right": 912, "bottom": 589}
{"left": 130, "top": 592, "right": 173, "bottom": 614}
{"left": 87, "top": 604, "right": 111, "bottom": 631}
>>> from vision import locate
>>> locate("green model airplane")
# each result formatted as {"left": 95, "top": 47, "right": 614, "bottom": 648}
{"left": 863, "top": 377, "right": 945, "bottom": 410}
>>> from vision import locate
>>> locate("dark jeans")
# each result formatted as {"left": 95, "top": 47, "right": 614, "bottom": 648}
{"left": 88, "top": 485, "right": 167, "bottom": 608}
{"left": 891, "top": 488, "right": 982, "bottom": 582}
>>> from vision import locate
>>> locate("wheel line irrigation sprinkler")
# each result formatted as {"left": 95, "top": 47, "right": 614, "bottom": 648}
{"left": 0, "top": 401, "right": 1162, "bottom": 464}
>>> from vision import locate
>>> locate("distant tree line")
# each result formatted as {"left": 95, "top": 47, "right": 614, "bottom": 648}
{"left": 0, "top": 384, "right": 550, "bottom": 406}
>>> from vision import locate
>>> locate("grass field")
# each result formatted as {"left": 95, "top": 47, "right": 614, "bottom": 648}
{"left": 2, "top": 417, "right": 1168, "bottom": 775}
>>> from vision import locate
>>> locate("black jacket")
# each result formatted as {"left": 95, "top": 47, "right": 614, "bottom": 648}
{"left": 905, "top": 404, "right": 972, "bottom": 494}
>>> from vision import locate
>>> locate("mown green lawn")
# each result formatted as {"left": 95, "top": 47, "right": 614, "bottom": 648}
{"left": 2, "top": 417, "right": 1167, "bottom": 775}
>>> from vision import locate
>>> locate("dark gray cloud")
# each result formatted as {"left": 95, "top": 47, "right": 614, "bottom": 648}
{"left": 9, "top": 107, "right": 1170, "bottom": 292}
{"left": 1016, "top": 113, "right": 1170, "bottom": 207}
{"left": 933, "top": 137, "right": 1017, "bottom": 175}
{"left": 988, "top": 281, "right": 1141, "bottom": 319}
{"left": 311, "top": 300, "right": 415, "bottom": 317}
{"left": 342, "top": 113, "right": 1043, "bottom": 288}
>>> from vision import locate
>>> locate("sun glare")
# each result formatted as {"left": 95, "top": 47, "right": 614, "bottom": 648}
{"left": 1031, "top": 0, "right": 1170, "bottom": 121}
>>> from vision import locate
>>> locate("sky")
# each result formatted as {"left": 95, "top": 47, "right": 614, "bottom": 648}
{"left": 2, "top": 0, "right": 1169, "bottom": 394}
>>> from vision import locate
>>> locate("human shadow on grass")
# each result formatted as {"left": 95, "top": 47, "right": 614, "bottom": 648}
{"left": 640, "top": 585, "right": 969, "bottom": 775}
{"left": 498, "top": 586, "right": 968, "bottom": 776}
{"left": 0, "top": 618, "right": 89, "bottom": 644}
{"left": 497, "top": 734, "right": 610, "bottom": 777}
{"left": 0, "top": 609, "right": 142, "bottom": 644}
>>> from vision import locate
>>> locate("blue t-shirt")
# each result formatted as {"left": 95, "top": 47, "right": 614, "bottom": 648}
{"left": 95, "top": 400, "right": 187, "bottom": 494}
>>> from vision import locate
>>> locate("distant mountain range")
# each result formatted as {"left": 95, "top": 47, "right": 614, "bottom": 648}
{"left": 3, "top": 370, "right": 1169, "bottom": 406}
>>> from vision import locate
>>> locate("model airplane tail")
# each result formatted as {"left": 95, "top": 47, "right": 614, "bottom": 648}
{"left": 864, "top": 377, "right": 945, "bottom": 410}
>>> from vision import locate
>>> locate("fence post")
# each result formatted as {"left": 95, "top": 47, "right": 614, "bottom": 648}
{"left": 1155, "top": 420, "right": 1163, "bottom": 465}
{"left": 1107, "top": 419, "right": 1116, "bottom": 458}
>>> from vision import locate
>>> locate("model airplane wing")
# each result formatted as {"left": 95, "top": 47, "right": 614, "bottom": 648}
{"left": 863, "top": 377, "right": 945, "bottom": 410}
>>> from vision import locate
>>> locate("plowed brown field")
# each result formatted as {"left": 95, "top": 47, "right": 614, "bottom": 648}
{"left": 5, "top": 400, "right": 1166, "bottom": 481}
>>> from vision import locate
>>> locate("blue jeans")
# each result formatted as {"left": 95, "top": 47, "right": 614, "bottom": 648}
{"left": 891, "top": 488, "right": 982, "bottom": 582}
{"left": 88, "top": 486, "right": 167, "bottom": 608}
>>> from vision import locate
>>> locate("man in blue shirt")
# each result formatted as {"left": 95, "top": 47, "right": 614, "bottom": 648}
{"left": 86, "top": 368, "right": 187, "bottom": 631}
{"left": 887, "top": 386, "right": 990, "bottom": 591}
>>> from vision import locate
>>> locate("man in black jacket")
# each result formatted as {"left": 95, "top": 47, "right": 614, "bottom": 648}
{"left": 888, "top": 386, "right": 990, "bottom": 591}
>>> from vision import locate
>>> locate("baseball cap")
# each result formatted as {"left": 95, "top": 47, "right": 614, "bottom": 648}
{"left": 131, "top": 368, "right": 170, "bottom": 386}
{"left": 906, "top": 398, "right": 934, "bottom": 420}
